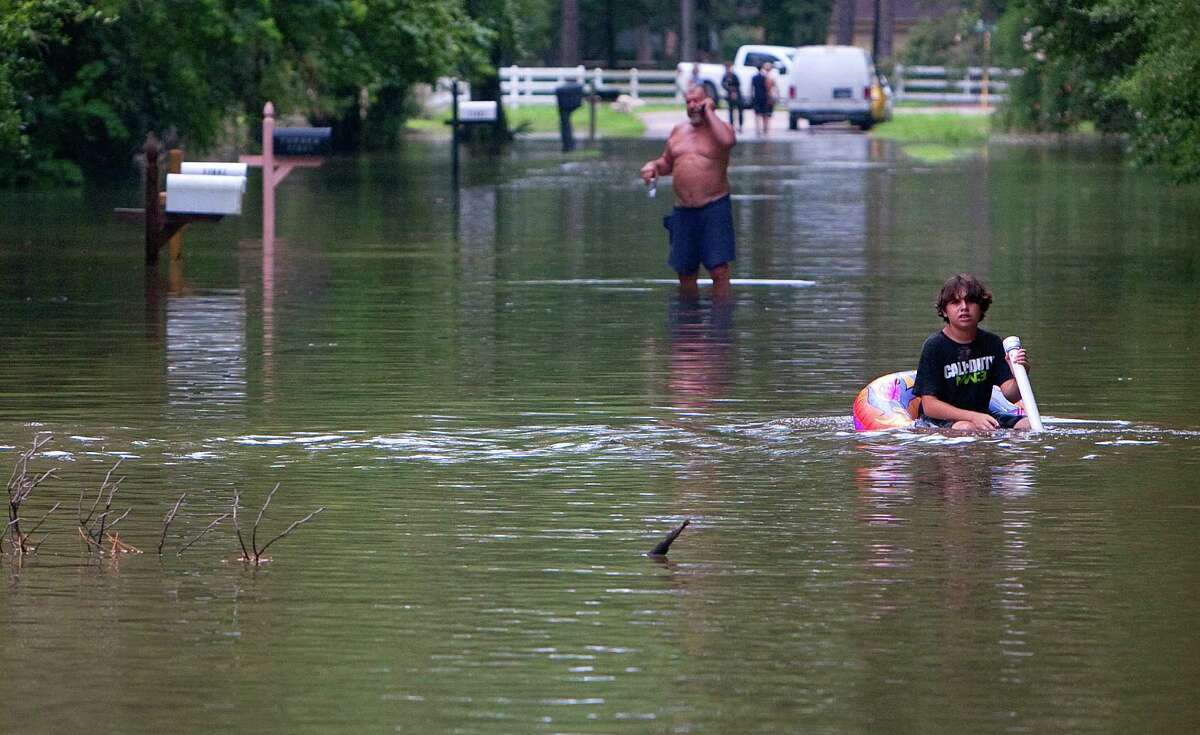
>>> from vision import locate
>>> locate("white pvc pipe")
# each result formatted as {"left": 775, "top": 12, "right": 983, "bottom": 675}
{"left": 1003, "top": 335, "right": 1044, "bottom": 432}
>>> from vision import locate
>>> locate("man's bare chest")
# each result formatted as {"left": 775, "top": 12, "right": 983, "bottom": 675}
{"left": 669, "top": 135, "right": 724, "bottom": 162}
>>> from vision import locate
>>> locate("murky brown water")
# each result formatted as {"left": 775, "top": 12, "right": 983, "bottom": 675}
{"left": 2, "top": 134, "right": 1199, "bottom": 733}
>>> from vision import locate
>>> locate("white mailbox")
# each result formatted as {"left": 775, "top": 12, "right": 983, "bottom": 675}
{"left": 181, "top": 161, "right": 248, "bottom": 178}
{"left": 166, "top": 173, "right": 246, "bottom": 215}
{"left": 459, "top": 101, "right": 498, "bottom": 122}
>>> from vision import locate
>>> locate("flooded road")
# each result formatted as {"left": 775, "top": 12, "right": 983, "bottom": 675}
{"left": 2, "top": 134, "right": 1198, "bottom": 733}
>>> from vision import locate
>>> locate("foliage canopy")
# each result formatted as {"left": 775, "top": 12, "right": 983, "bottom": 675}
{"left": 997, "top": 0, "right": 1200, "bottom": 181}
{"left": 0, "top": 0, "right": 489, "bottom": 185}
{"left": 8, "top": 0, "right": 1200, "bottom": 184}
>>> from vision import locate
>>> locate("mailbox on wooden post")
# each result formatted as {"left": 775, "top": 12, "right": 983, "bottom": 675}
{"left": 587, "top": 85, "right": 620, "bottom": 142}
{"left": 554, "top": 84, "right": 585, "bottom": 151}
{"left": 166, "top": 173, "right": 247, "bottom": 216}
{"left": 113, "top": 134, "right": 246, "bottom": 267}
{"left": 457, "top": 101, "right": 499, "bottom": 123}
{"left": 272, "top": 127, "right": 332, "bottom": 156}
{"left": 448, "top": 82, "right": 500, "bottom": 183}
{"left": 238, "top": 103, "right": 327, "bottom": 246}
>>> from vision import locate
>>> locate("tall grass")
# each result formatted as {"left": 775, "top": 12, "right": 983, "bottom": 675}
{"left": 870, "top": 114, "right": 991, "bottom": 145}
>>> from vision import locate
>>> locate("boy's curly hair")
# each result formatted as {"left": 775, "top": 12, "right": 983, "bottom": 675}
{"left": 935, "top": 273, "right": 993, "bottom": 323}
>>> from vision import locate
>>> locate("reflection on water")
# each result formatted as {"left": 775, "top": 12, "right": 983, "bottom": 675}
{"left": 2, "top": 137, "right": 1200, "bottom": 733}
{"left": 665, "top": 292, "right": 735, "bottom": 411}
{"left": 455, "top": 185, "right": 497, "bottom": 248}
{"left": 165, "top": 291, "right": 247, "bottom": 420}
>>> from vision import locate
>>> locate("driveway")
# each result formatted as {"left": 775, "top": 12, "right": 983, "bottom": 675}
{"left": 638, "top": 105, "right": 995, "bottom": 140}
{"left": 638, "top": 109, "right": 814, "bottom": 141}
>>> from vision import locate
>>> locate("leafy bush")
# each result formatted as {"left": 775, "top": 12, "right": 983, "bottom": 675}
{"left": 1, "top": 0, "right": 491, "bottom": 187}
{"left": 992, "top": 1, "right": 1140, "bottom": 135}
{"left": 1114, "top": 0, "right": 1200, "bottom": 180}
{"left": 0, "top": 0, "right": 98, "bottom": 185}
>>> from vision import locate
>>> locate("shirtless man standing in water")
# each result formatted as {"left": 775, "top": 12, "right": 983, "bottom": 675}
{"left": 640, "top": 86, "right": 737, "bottom": 296}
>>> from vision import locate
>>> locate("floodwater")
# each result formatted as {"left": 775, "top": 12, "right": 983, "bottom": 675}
{"left": 2, "top": 133, "right": 1198, "bottom": 734}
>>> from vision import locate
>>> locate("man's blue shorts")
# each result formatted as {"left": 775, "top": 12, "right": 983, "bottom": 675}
{"left": 663, "top": 194, "right": 736, "bottom": 276}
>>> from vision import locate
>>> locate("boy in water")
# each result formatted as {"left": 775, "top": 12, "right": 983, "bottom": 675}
{"left": 914, "top": 273, "right": 1031, "bottom": 430}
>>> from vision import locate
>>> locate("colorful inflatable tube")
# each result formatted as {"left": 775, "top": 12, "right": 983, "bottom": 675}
{"left": 852, "top": 370, "right": 1026, "bottom": 431}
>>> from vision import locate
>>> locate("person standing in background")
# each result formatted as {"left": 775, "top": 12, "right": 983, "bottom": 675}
{"left": 751, "top": 62, "right": 776, "bottom": 137}
{"left": 721, "top": 62, "right": 743, "bottom": 132}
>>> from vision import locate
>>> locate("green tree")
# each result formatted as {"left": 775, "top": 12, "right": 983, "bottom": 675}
{"left": 309, "top": 0, "right": 493, "bottom": 149}
{"left": 998, "top": 0, "right": 1200, "bottom": 180}
{"left": 996, "top": 0, "right": 1142, "bottom": 134}
{"left": 760, "top": 0, "right": 834, "bottom": 48}
{"left": 1112, "top": 0, "right": 1200, "bottom": 180}
{"left": 461, "top": 0, "right": 554, "bottom": 142}
{"left": 899, "top": 11, "right": 987, "bottom": 68}
{"left": 1, "top": 0, "right": 493, "bottom": 185}
{"left": 576, "top": 0, "right": 672, "bottom": 65}
{"left": 0, "top": 0, "right": 103, "bottom": 184}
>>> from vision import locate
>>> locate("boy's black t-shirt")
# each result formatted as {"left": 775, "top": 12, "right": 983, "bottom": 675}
{"left": 913, "top": 328, "right": 1013, "bottom": 415}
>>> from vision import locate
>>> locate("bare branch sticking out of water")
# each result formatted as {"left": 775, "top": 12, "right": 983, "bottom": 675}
{"left": 78, "top": 460, "right": 122, "bottom": 525}
{"left": 159, "top": 493, "right": 186, "bottom": 556}
{"left": 647, "top": 519, "right": 690, "bottom": 557}
{"left": 77, "top": 460, "right": 130, "bottom": 552}
{"left": 4, "top": 434, "right": 59, "bottom": 556}
{"left": 236, "top": 484, "right": 324, "bottom": 565}
{"left": 255, "top": 507, "right": 325, "bottom": 559}
{"left": 251, "top": 483, "right": 281, "bottom": 556}
{"left": 108, "top": 533, "right": 141, "bottom": 555}
{"left": 77, "top": 528, "right": 141, "bottom": 557}
{"left": 25, "top": 501, "right": 61, "bottom": 540}
{"left": 6, "top": 501, "right": 62, "bottom": 555}
{"left": 231, "top": 490, "right": 250, "bottom": 561}
{"left": 78, "top": 526, "right": 100, "bottom": 550}
{"left": 177, "top": 513, "right": 230, "bottom": 557}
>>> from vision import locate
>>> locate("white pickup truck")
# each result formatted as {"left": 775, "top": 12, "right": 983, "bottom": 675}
{"left": 675, "top": 44, "right": 795, "bottom": 107}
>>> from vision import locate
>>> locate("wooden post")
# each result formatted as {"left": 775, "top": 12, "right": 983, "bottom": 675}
{"left": 504, "top": 66, "right": 516, "bottom": 108}
{"left": 451, "top": 80, "right": 460, "bottom": 186}
{"left": 262, "top": 102, "right": 276, "bottom": 247}
{"left": 588, "top": 93, "right": 597, "bottom": 142}
{"left": 144, "top": 134, "right": 162, "bottom": 265}
{"left": 238, "top": 101, "right": 325, "bottom": 245}
{"left": 167, "top": 148, "right": 184, "bottom": 261}
{"left": 167, "top": 145, "right": 185, "bottom": 292}
{"left": 981, "top": 32, "right": 991, "bottom": 109}
{"left": 119, "top": 133, "right": 235, "bottom": 271}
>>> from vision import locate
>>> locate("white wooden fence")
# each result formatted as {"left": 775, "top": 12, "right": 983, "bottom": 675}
{"left": 498, "top": 64, "right": 1024, "bottom": 108}
{"left": 892, "top": 65, "right": 1022, "bottom": 104}
{"left": 501, "top": 66, "right": 679, "bottom": 107}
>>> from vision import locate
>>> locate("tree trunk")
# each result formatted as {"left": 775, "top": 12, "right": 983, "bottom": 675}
{"left": 831, "top": 0, "right": 855, "bottom": 46}
{"left": 875, "top": 0, "right": 894, "bottom": 63}
{"left": 635, "top": 25, "right": 653, "bottom": 66}
{"left": 559, "top": 0, "right": 579, "bottom": 66}
{"left": 680, "top": 0, "right": 695, "bottom": 62}
{"left": 605, "top": 0, "right": 617, "bottom": 68}
{"left": 481, "top": 43, "right": 510, "bottom": 147}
